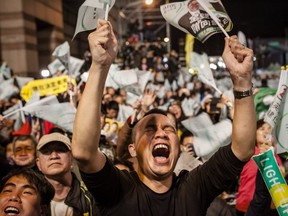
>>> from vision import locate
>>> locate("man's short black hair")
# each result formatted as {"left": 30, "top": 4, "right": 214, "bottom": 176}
{"left": 0, "top": 168, "right": 55, "bottom": 206}
{"left": 143, "top": 108, "right": 167, "bottom": 118}
{"left": 132, "top": 108, "right": 169, "bottom": 143}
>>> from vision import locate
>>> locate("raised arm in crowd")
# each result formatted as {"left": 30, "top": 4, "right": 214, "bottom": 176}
{"left": 72, "top": 19, "right": 256, "bottom": 216}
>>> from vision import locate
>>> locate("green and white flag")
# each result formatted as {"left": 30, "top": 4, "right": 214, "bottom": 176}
{"left": 253, "top": 148, "right": 288, "bottom": 215}
{"left": 48, "top": 59, "right": 66, "bottom": 75}
{"left": 52, "top": 41, "right": 70, "bottom": 70}
{"left": 0, "top": 79, "right": 19, "bottom": 100}
{"left": 73, "top": 0, "right": 115, "bottom": 39}
{"left": 0, "top": 62, "right": 12, "bottom": 79}
{"left": 160, "top": 0, "right": 232, "bottom": 42}
{"left": 24, "top": 102, "right": 76, "bottom": 133}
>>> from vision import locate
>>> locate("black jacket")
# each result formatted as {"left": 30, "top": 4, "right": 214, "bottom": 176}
{"left": 65, "top": 173, "right": 100, "bottom": 216}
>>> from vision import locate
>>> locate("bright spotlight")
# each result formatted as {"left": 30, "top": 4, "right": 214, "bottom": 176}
{"left": 209, "top": 63, "right": 217, "bottom": 70}
{"left": 164, "top": 37, "right": 169, "bottom": 43}
{"left": 145, "top": 0, "right": 153, "bottom": 5}
{"left": 41, "top": 69, "right": 50, "bottom": 78}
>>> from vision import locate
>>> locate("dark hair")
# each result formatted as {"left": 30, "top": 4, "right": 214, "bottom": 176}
{"left": 143, "top": 108, "right": 167, "bottom": 117}
{"left": 256, "top": 119, "right": 265, "bottom": 130}
{"left": 180, "top": 130, "right": 194, "bottom": 145}
{"left": 106, "top": 100, "right": 119, "bottom": 111}
{"left": 132, "top": 108, "right": 168, "bottom": 142}
{"left": 0, "top": 169, "right": 55, "bottom": 206}
{"left": 12, "top": 134, "right": 37, "bottom": 152}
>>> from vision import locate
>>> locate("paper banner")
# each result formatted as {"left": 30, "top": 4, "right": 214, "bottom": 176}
{"left": 20, "top": 76, "right": 75, "bottom": 102}
{"left": 253, "top": 148, "right": 288, "bottom": 215}
{"left": 160, "top": 0, "right": 232, "bottom": 42}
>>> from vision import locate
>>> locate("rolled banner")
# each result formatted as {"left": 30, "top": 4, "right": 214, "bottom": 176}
{"left": 252, "top": 148, "right": 288, "bottom": 215}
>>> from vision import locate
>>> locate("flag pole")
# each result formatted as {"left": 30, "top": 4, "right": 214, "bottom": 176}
{"left": 197, "top": 0, "right": 230, "bottom": 38}
{"left": 104, "top": 4, "right": 109, "bottom": 20}
{"left": 2, "top": 95, "right": 57, "bottom": 119}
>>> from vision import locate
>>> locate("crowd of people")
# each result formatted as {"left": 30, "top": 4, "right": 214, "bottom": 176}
{"left": 0, "top": 18, "right": 287, "bottom": 216}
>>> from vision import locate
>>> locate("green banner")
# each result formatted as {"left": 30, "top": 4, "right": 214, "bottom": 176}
{"left": 253, "top": 148, "right": 288, "bottom": 215}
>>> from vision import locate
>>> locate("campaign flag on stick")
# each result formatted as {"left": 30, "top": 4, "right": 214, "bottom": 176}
{"left": 0, "top": 78, "right": 19, "bottom": 100}
{"left": 48, "top": 59, "right": 66, "bottom": 75}
{"left": 69, "top": 56, "right": 85, "bottom": 78}
{"left": 2, "top": 95, "right": 59, "bottom": 119}
{"left": 15, "top": 77, "right": 34, "bottom": 89}
{"left": 160, "top": 0, "right": 232, "bottom": 42}
{"left": 188, "top": 52, "right": 222, "bottom": 95}
{"left": 253, "top": 148, "right": 288, "bottom": 216}
{"left": 0, "top": 62, "right": 12, "bottom": 79}
{"left": 263, "top": 67, "right": 288, "bottom": 154}
{"left": 192, "top": 119, "right": 232, "bottom": 157}
{"left": 24, "top": 103, "right": 76, "bottom": 133}
{"left": 52, "top": 41, "right": 70, "bottom": 71}
{"left": 2, "top": 101, "right": 25, "bottom": 131}
{"left": 26, "top": 102, "right": 76, "bottom": 133}
{"left": 73, "top": 0, "right": 115, "bottom": 39}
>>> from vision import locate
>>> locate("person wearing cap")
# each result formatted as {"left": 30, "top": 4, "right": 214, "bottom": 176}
{"left": 36, "top": 132, "right": 99, "bottom": 216}
{"left": 72, "top": 20, "right": 256, "bottom": 216}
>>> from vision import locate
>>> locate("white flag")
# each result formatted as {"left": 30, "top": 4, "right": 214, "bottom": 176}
{"left": 2, "top": 101, "right": 24, "bottom": 131}
{"left": 190, "top": 52, "right": 222, "bottom": 94}
{"left": 181, "top": 112, "right": 213, "bottom": 135}
{"left": 0, "top": 62, "right": 12, "bottom": 79}
{"left": 25, "top": 103, "right": 76, "bottom": 133}
{"left": 52, "top": 41, "right": 70, "bottom": 69}
{"left": 193, "top": 119, "right": 232, "bottom": 157}
{"left": 117, "top": 104, "right": 134, "bottom": 123}
{"left": 3, "top": 95, "right": 59, "bottom": 119}
{"left": 0, "top": 74, "right": 4, "bottom": 83}
{"left": 73, "top": 0, "right": 115, "bottom": 39}
{"left": 0, "top": 79, "right": 19, "bottom": 100}
{"left": 69, "top": 56, "right": 85, "bottom": 78}
{"left": 120, "top": 70, "right": 153, "bottom": 98}
{"left": 48, "top": 59, "right": 66, "bottom": 75}
{"left": 15, "top": 77, "right": 34, "bottom": 89}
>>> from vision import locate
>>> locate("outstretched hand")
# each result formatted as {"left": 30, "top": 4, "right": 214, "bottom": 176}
{"left": 222, "top": 35, "right": 253, "bottom": 90}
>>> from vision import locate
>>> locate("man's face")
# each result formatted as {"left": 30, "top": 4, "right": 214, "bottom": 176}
{"left": 0, "top": 175, "right": 41, "bottom": 216}
{"left": 36, "top": 143, "right": 73, "bottom": 177}
{"left": 133, "top": 114, "right": 180, "bottom": 180}
{"left": 188, "top": 0, "right": 199, "bottom": 12}
{"left": 13, "top": 139, "right": 35, "bottom": 167}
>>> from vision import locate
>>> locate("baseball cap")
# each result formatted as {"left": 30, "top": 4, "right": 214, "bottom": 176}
{"left": 37, "top": 133, "right": 71, "bottom": 151}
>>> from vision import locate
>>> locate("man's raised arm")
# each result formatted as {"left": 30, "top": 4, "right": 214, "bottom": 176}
{"left": 222, "top": 36, "right": 256, "bottom": 161}
{"left": 72, "top": 20, "right": 118, "bottom": 173}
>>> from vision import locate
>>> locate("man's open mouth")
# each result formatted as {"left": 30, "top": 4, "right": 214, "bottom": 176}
{"left": 152, "top": 144, "right": 170, "bottom": 158}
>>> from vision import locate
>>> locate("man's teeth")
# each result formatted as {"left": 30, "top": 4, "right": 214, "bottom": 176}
{"left": 5, "top": 207, "right": 19, "bottom": 214}
{"left": 154, "top": 144, "right": 168, "bottom": 150}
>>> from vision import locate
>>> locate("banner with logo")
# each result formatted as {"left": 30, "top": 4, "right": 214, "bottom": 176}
{"left": 253, "top": 148, "right": 288, "bottom": 215}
